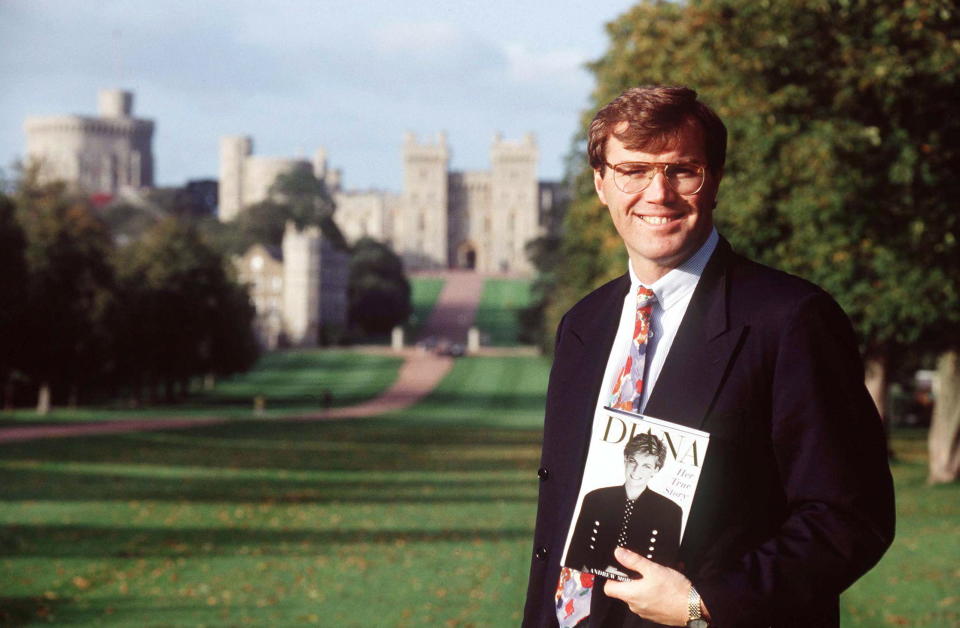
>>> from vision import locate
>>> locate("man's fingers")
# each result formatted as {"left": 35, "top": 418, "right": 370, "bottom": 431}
{"left": 614, "top": 546, "right": 654, "bottom": 572}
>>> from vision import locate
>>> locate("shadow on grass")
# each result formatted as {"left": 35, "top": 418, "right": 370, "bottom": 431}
{"left": 0, "top": 419, "right": 545, "bottom": 508}
{"left": 0, "top": 524, "right": 533, "bottom": 558}
{"left": 0, "top": 468, "right": 537, "bottom": 504}
{"left": 0, "top": 596, "right": 67, "bottom": 625}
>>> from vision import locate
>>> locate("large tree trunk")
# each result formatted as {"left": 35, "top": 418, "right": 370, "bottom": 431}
{"left": 3, "top": 377, "right": 13, "bottom": 411}
{"left": 68, "top": 383, "right": 78, "bottom": 409}
{"left": 928, "top": 350, "right": 960, "bottom": 484}
{"left": 864, "top": 353, "right": 888, "bottom": 421}
{"left": 36, "top": 381, "right": 51, "bottom": 415}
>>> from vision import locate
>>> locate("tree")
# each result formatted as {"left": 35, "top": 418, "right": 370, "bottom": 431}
{"left": 552, "top": 1, "right": 959, "bottom": 479}
{"left": 0, "top": 192, "right": 28, "bottom": 408}
{"left": 270, "top": 167, "right": 348, "bottom": 251}
{"left": 216, "top": 168, "right": 349, "bottom": 258}
{"left": 217, "top": 199, "right": 290, "bottom": 255}
{"left": 13, "top": 167, "right": 116, "bottom": 412}
{"left": 111, "top": 218, "right": 258, "bottom": 403}
{"left": 348, "top": 237, "right": 412, "bottom": 335}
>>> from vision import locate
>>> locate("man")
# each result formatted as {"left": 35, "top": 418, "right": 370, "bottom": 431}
{"left": 565, "top": 433, "right": 682, "bottom": 579}
{"left": 522, "top": 86, "right": 895, "bottom": 627}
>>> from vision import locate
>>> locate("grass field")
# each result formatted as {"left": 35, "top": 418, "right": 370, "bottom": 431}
{"left": 407, "top": 276, "right": 445, "bottom": 342}
{"left": 1, "top": 352, "right": 957, "bottom": 626}
{"left": 0, "top": 356, "right": 551, "bottom": 627}
{"left": 0, "top": 350, "right": 403, "bottom": 425}
{"left": 840, "top": 429, "right": 960, "bottom": 627}
{"left": 473, "top": 279, "right": 533, "bottom": 346}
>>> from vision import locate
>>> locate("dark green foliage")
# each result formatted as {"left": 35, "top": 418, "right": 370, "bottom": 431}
{"left": 548, "top": 0, "right": 960, "bottom": 364}
{"left": 218, "top": 199, "right": 289, "bottom": 254}
{"left": 519, "top": 235, "right": 563, "bottom": 349}
{"left": 111, "top": 218, "right": 259, "bottom": 403}
{"left": 348, "top": 237, "right": 412, "bottom": 335}
{"left": 13, "top": 168, "right": 116, "bottom": 404}
{"left": 0, "top": 193, "right": 28, "bottom": 386}
{"left": 216, "top": 168, "right": 348, "bottom": 258}
{"left": 269, "top": 167, "right": 348, "bottom": 251}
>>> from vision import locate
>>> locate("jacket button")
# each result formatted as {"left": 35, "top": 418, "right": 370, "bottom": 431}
{"left": 535, "top": 546, "right": 549, "bottom": 560}
{"left": 537, "top": 467, "right": 549, "bottom": 481}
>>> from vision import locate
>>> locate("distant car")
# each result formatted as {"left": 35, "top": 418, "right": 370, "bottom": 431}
{"left": 435, "top": 339, "right": 465, "bottom": 357}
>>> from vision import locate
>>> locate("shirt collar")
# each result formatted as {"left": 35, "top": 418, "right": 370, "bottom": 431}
{"left": 627, "top": 228, "right": 719, "bottom": 310}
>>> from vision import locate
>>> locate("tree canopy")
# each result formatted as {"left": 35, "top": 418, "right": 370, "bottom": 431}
{"left": 547, "top": 0, "right": 960, "bottom": 479}
{"left": 348, "top": 237, "right": 412, "bottom": 335}
{"left": 553, "top": 0, "right": 959, "bottom": 360}
{"left": 2, "top": 169, "right": 259, "bottom": 410}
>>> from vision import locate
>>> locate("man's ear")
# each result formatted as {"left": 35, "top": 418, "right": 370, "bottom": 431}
{"left": 594, "top": 169, "right": 608, "bottom": 206}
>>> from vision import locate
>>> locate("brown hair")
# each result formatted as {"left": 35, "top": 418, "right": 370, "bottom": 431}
{"left": 623, "top": 432, "right": 667, "bottom": 470}
{"left": 587, "top": 86, "right": 727, "bottom": 176}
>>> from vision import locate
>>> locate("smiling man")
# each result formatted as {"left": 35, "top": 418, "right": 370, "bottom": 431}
{"left": 523, "top": 87, "right": 895, "bottom": 627}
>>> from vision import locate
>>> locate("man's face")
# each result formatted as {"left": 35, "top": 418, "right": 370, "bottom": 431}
{"left": 623, "top": 452, "right": 659, "bottom": 493}
{"left": 594, "top": 123, "right": 722, "bottom": 284}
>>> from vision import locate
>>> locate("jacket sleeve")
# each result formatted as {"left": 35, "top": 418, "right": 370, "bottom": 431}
{"left": 694, "top": 291, "right": 896, "bottom": 627}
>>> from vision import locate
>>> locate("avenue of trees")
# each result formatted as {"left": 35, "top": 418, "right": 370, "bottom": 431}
{"left": 0, "top": 163, "right": 412, "bottom": 413}
{"left": 0, "top": 167, "right": 259, "bottom": 412}
{"left": 536, "top": 0, "right": 959, "bottom": 482}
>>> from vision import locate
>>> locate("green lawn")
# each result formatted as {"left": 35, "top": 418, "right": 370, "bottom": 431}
{"left": 0, "top": 356, "right": 550, "bottom": 626}
{"left": 0, "top": 350, "right": 955, "bottom": 627}
{"left": 840, "top": 429, "right": 960, "bottom": 627}
{"left": 473, "top": 278, "right": 533, "bottom": 346}
{"left": 407, "top": 276, "right": 445, "bottom": 341}
{"left": 0, "top": 350, "right": 403, "bottom": 425}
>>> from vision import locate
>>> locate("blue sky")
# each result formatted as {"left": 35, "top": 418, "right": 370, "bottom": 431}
{"left": 0, "top": 0, "right": 637, "bottom": 191}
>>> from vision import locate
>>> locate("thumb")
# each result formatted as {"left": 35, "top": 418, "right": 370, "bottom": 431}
{"left": 614, "top": 546, "right": 652, "bottom": 572}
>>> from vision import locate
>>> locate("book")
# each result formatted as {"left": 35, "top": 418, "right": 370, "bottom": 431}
{"left": 560, "top": 406, "right": 710, "bottom": 581}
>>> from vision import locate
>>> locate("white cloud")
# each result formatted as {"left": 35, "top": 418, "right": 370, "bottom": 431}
{"left": 374, "top": 21, "right": 463, "bottom": 55}
{"left": 504, "top": 43, "right": 588, "bottom": 87}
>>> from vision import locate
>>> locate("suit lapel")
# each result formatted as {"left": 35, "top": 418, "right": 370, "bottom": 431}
{"left": 561, "top": 274, "right": 631, "bottom": 446}
{"left": 644, "top": 239, "right": 746, "bottom": 430}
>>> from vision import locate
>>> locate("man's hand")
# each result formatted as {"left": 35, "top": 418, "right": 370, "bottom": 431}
{"left": 603, "top": 547, "right": 691, "bottom": 626}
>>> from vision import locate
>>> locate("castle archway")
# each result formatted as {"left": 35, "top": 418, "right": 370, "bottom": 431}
{"left": 455, "top": 241, "right": 477, "bottom": 270}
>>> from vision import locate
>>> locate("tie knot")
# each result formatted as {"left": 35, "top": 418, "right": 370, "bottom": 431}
{"left": 636, "top": 286, "right": 656, "bottom": 307}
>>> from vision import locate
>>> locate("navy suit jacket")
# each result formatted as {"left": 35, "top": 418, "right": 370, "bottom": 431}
{"left": 523, "top": 238, "right": 895, "bottom": 628}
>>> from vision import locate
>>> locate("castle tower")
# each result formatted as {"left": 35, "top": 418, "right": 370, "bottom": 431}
{"left": 489, "top": 132, "right": 539, "bottom": 273}
{"left": 218, "top": 136, "right": 252, "bottom": 221}
{"left": 279, "top": 221, "right": 349, "bottom": 347}
{"left": 399, "top": 132, "right": 450, "bottom": 269}
{"left": 24, "top": 89, "right": 154, "bottom": 195}
{"left": 281, "top": 221, "right": 322, "bottom": 347}
{"left": 98, "top": 89, "right": 133, "bottom": 118}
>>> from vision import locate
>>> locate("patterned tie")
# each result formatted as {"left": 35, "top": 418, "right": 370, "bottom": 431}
{"left": 555, "top": 285, "right": 656, "bottom": 627}
{"left": 609, "top": 286, "right": 656, "bottom": 411}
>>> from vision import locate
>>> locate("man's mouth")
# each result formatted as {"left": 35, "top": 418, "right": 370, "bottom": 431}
{"left": 635, "top": 214, "right": 680, "bottom": 225}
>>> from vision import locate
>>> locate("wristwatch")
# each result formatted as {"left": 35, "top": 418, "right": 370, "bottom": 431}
{"left": 687, "top": 585, "right": 708, "bottom": 628}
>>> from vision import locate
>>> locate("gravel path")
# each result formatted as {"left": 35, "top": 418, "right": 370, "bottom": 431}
{"left": 0, "top": 271, "right": 486, "bottom": 443}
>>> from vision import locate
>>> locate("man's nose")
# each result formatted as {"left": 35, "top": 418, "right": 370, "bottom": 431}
{"left": 642, "top": 171, "right": 674, "bottom": 203}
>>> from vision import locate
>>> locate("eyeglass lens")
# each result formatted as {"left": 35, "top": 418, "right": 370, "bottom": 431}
{"left": 613, "top": 163, "right": 704, "bottom": 195}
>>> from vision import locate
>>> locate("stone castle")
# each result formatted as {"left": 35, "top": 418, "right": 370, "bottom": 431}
{"left": 22, "top": 90, "right": 567, "bottom": 349}
{"left": 234, "top": 222, "right": 349, "bottom": 349}
{"left": 24, "top": 89, "right": 154, "bottom": 195}
{"left": 219, "top": 131, "right": 567, "bottom": 275}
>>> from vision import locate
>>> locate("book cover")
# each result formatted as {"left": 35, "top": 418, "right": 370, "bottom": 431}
{"left": 560, "top": 406, "right": 710, "bottom": 581}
